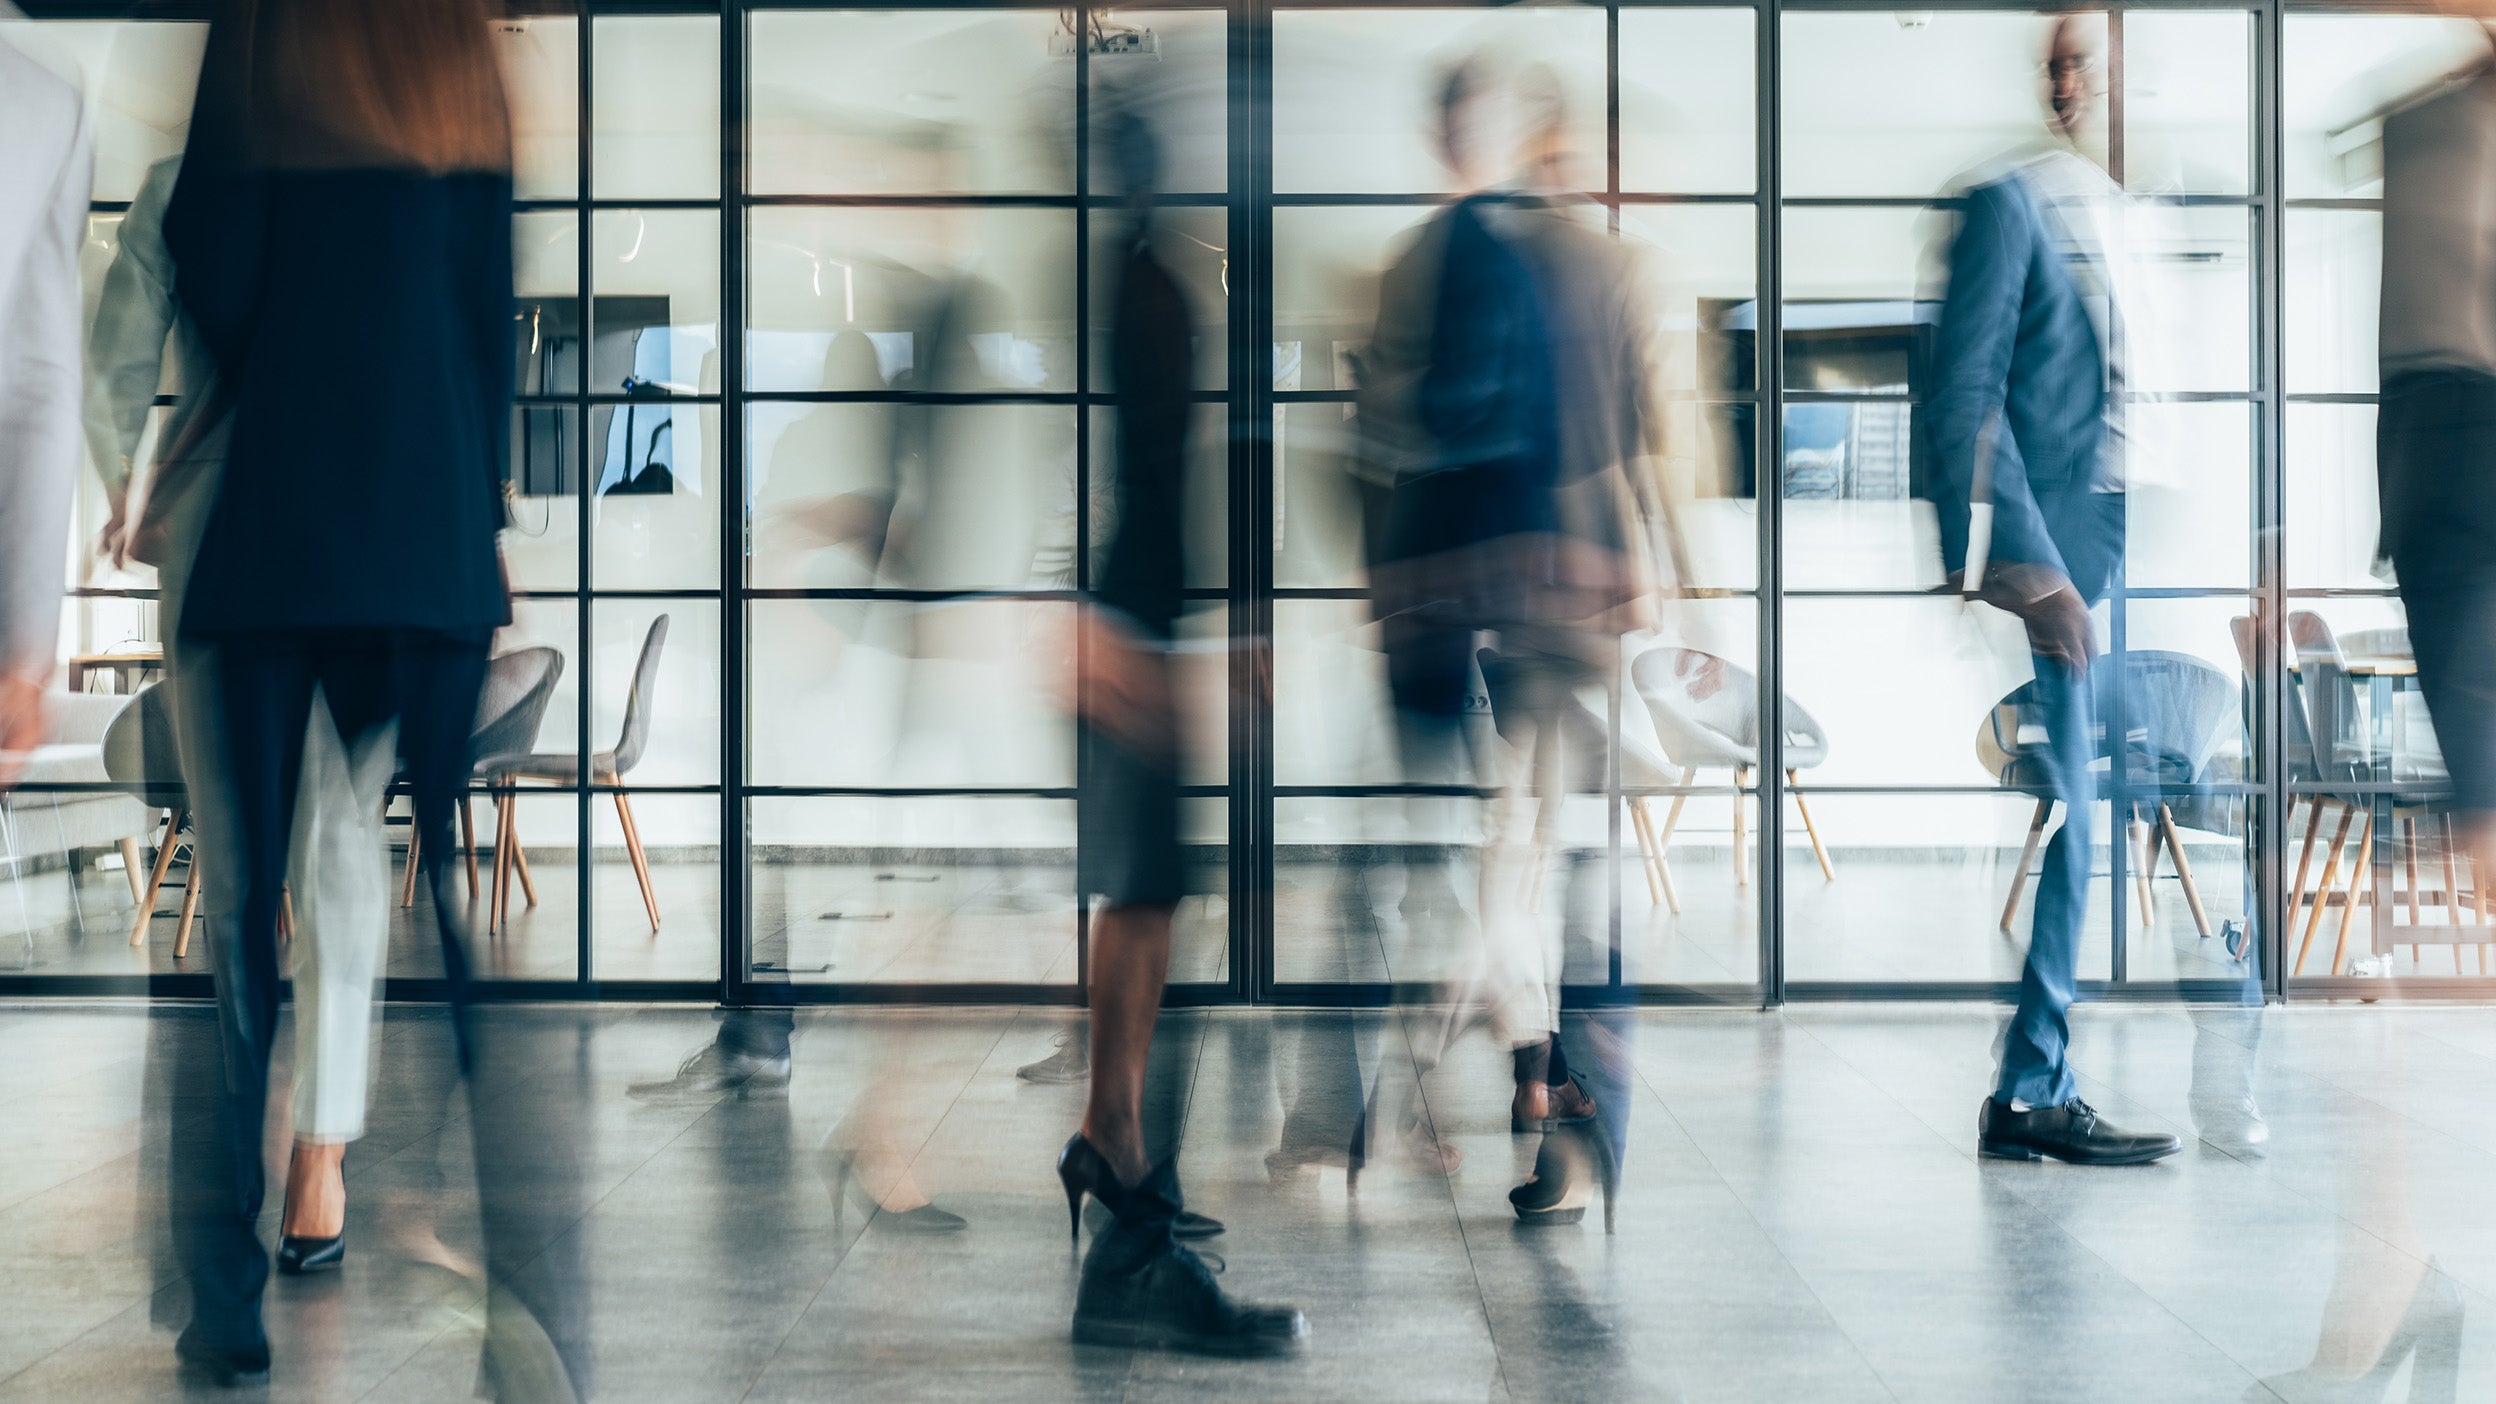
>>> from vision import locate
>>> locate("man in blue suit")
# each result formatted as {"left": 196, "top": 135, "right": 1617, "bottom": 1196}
{"left": 1931, "top": 15, "right": 2181, "bottom": 1166}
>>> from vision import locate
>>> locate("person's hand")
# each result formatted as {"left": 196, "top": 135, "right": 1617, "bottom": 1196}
{"left": 94, "top": 485, "right": 133, "bottom": 573}
{"left": 1972, "top": 563, "right": 2095, "bottom": 677}
{"left": 1676, "top": 649, "right": 1727, "bottom": 700}
{"left": 0, "top": 663, "right": 47, "bottom": 791}
{"left": 1043, "top": 606, "right": 1175, "bottom": 762}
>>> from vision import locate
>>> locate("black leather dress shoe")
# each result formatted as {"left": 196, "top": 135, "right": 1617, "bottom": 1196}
{"left": 1979, "top": 1097, "right": 2182, "bottom": 1166}
{"left": 175, "top": 1325, "right": 270, "bottom": 1388}
{"left": 1072, "top": 1158, "right": 1304, "bottom": 1357}
{"left": 277, "top": 1233, "right": 344, "bottom": 1275}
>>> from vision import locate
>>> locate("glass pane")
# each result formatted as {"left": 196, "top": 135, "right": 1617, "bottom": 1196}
{"left": 1274, "top": 204, "right": 1432, "bottom": 392}
{"left": 1089, "top": 404, "right": 1227, "bottom": 593}
{"left": 592, "top": 792, "right": 718, "bottom": 981}
{"left": 44, "top": 21, "right": 204, "bottom": 202}
{"left": 588, "top": 210, "right": 720, "bottom": 590}
{"left": 391, "top": 789, "right": 579, "bottom": 982}
{"left": 1780, "top": 204, "right": 1942, "bottom": 391}
{"left": 2121, "top": 204, "right": 2250, "bottom": 395}
{"left": 1091, "top": 211, "right": 1229, "bottom": 394}
{"left": 749, "top": 206, "right": 1077, "bottom": 394}
{"left": 1273, "top": 7, "right": 1605, "bottom": 196}
{"left": 749, "top": 10, "right": 1071, "bottom": 196}
{"left": 592, "top": 209, "right": 721, "bottom": 388}
{"left": 748, "top": 598, "right": 1074, "bottom": 789}
{"left": 748, "top": 797, "right": 1078, "bottom": 985}
{"left": 1620, "top": 203, "right": 1756, "bottom": 395}
{"left": 1091, "top": 9, "right": 1228, "bottom": 194}
{"left": 747, "top": 402, "right": 1076, "bottom": 592}
{"left": 503, "top": 404, "right": 581, "bottom": 593}
{"left": 1783, "top": 794, "right": 2114, "bottom": 983}
{"left": 1783, "top": 11, "right": 2060, "bottom": 201}
{"left": 1780, "top": 402, "right": 1930, "bottom": 591}
{"left": 501, "top": 14, "right": 578, "bottom": 201}
{"left": 2285, "top": 401, "right": 2383, "bottom": 591}
{"left": 494, "top": 597, "right": 583, "bottom": 771}
{"left": 1619, "top": 8, "right": 1756, "bottom": 195}
{"left": 2285, "top": 15, "right": 2489, "bottom": 199}
{"left": 1273, "top": 404, "right": 1366, "bottom": 591}
{"left": 2287, "top": 208, "right": 2381, "bottom": 396}
{"left": 2121, "top": 11, "right": 2249, "bottom": 195}
{"left": 2126, "top": 401, "right": 2252, "bottom": 590}
{"left": 1785, "top": 596, "right": 2039, "bottom": 789}
{"left": 591, "top": 15, "right": 719, "bottom": 200}
{"left": 588, "top": 600, "right": 717, "bottom": 789}
{"left": 1274, "top": 598, "right": 1398, "bottom": 788}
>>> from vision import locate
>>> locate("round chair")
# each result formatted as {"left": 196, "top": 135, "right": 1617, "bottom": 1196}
{"left": 1628, "top": 645, "right": 1835, "bottom": 900}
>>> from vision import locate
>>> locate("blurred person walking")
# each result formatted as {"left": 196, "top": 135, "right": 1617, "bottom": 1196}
{"left": 0, "top": 13, "right": 90, "bottom": 789}
{"left": 1931, "top": 14, "right": 2179, "bottom": 1166}
{"left": 162, "top": 0, "right": 589, "bottom": 1391}
{"left": 2378, "top": 14, "right": 2496, "bottom": 924}
{"left": 1053, "top": 107, "right": 1303, "bottom": 1356}
{"left": 87, "top": 142, "right": 401, "bottom": 1281}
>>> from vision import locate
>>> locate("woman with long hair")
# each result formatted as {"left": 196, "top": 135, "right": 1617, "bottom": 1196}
{"left": 160, "top": 0, "right": 531, "bottom": 1385}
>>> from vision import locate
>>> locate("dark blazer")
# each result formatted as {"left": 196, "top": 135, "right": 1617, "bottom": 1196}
{"left": 1095, "top": 227, "right": 1195, "bottom": 641}
{"left": 164, "top": 162, "right": 513, "bottom": 638}
{"left": 1927, "top": 171, "right": 2108, "bottom": 586}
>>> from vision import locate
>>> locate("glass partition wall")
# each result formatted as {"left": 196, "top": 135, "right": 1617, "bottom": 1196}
{"left": 13, "top": 0, "right": 2493, "bottom": 1004}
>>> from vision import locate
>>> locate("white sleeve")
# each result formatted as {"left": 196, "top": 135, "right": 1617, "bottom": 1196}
{"left": 0, "top": 48, "right": 93, "bottom": 672}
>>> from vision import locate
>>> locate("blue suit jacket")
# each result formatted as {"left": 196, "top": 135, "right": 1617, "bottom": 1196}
{"left": 1928, "top": 172, "right": 2108, "bottom": 587}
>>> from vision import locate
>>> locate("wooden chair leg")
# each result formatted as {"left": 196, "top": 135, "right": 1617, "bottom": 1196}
{"left": 2287, "top": 796, "right": 2325, "bottom": 928}
{"left": 509, "top": 806, "right": 539, "bottom": 907}
{"left": 174, "top": 858, "right": 202, "bottom": 959}
{"left": 2444, "top": 819, "right": 2467, "bottom": 977}
{"left": 279, "top": 888, "right": 295, "bottom": 943}
{"left": 2001, "top": 798, "right": 2051, "bottom": 933}
{"left": 615, "top": 791, "right": 661, "bottom": 930}
{"left": 1627, "top": 797, "right": 1665, "bottom": 906}
{"left": 1731, "top": 767, "right": 1750, "bottom": 888}
{"left": 2329, "top": 811, "right": 2377, "bottom": 977}
{"left": 461, "top": 794, "right": 478, "bottom": 897}
{"left": 1640, "top": 798, "right": 1681, "bottom": 915}
{"left": 2296, "top": 804, "right": 2359, "bottom": 974}
{"left": 400, "top": 815, "right": 422, "bottom": 909}
{"left": 2131, "top": 817, "right": 2156, "bottom": 926}
{"left": 1790, "top": 770, "right": 1835, "bottom": 880}
{"left": 492, "top": 792, "right": 514, "bottom": 933}
{"left": 2403, "top": 818, "right": 2421, "bottom": 928}
{"left": 116, "top": 836, "right": 145, "bottom": 904}
{"left": 2157, "top": 804, "right": 2212, "bottom": 940}
{"left": 129, "top": 809, "right": 182, "bottom": 948}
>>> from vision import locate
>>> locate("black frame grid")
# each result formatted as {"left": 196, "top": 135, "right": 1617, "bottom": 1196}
{"left": 21, "top": 0, "right": 2496, "bottom": 1007}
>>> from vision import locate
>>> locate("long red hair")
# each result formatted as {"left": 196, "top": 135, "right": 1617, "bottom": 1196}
{"left": 199, "top": 0, "right": 512, "bottom": 173}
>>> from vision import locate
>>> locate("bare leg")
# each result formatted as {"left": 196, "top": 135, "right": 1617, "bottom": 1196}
{"left": 1081, "top": 901, "right": 1176, "bottom": 1189}
{"left": 280, "top": 1140, "right": 346, "bottom": 1240}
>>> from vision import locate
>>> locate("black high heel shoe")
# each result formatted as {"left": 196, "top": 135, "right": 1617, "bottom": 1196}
{"left": 828, "top": 1149, "right": 966, "bottom": 1235}
{"left": 1508, "top": 1122, "right": 1617, "bottom": 1233}
{"left": 1058, "top": 1133, "right": 1224, "bottom": 1241}
{"left": 277, "top": 1231, "right": 345, "bottom": 1275}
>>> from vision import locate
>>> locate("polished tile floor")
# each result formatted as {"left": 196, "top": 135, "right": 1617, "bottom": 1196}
{"left": 1, "top": 999, "right": 2492, "bottom": 1400}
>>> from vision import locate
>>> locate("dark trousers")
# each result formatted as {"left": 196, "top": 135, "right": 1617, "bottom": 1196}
{"left": 179, "top": 629, "right": 589, "bottom": 1393}
{"left": 1996, "top": 490, "right": 2125, "bottom": 1107}
{"left": 2384, "top": 370, "right": 2496, "bottom": 814}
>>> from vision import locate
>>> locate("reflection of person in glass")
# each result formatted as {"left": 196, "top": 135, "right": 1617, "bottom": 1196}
{"left": 1056, "top": 107, "right": 1305, "bottom": 1356}
{"left": 1931, "top": 15, "right": 2180, "bottom": 1166}
{"left": 2378, "top": 12, "right": 2496, "bottom": 944}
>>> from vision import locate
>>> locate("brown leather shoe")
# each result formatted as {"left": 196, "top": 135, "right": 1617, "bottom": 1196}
{"left": 1511, "top": 1074, "right": 1598, "bottom": 1133}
